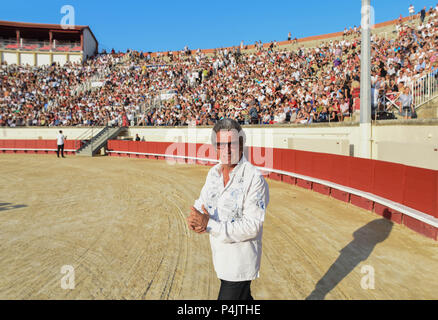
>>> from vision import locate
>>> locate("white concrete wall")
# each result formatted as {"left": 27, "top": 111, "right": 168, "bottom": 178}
{"left": 53, "top": 54, "right": 67, "bottom": 66}
{"left": 1, "top": 123, "right": 437, "bottom": 170}
{"left": 69, "top": 54, "right": 82, "bottom": 64}
{"left": 3, "top": 52, "right": 18, "bottom": 65}
{"left": 20, "top": 53, "right": 34, "bottom": 66}
{"left": 0, "top": 127, "right": 99, "bottom": 140}
{"left": 372, "top": 124, "right": 438, "bottom": 169}
{"left": 83, "top": 28, "right": 97, "bottom": 60}
{"left": 36, "top": 53, "right": 51, "bottom": 66}
{"left": 1, "top": 51, "right": 82, "bottom": 66}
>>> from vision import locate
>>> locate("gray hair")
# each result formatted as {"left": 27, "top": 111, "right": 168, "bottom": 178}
{"left": 211, "top": 118, "right": 246, "bottom": 147}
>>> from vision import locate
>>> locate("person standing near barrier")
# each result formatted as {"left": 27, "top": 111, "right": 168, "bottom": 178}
{"left": 57, "top": 130, "right": 66, "bottom": 158}
{"left": 187, "top": 118, "right": 269, "bottom": 300}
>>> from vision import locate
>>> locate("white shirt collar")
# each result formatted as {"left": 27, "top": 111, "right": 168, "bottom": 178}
{"left": 216, "top": 153, "right": 247, "bottom": 177}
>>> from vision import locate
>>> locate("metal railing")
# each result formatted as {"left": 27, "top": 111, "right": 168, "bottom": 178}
{"left": 384, "top": 92, "right": 401, "bottom": 112}
{"left": 89, "top": 126, "right": 109, "bottom": 154}
{"left": 81, "top": 126, "right": 125, "bottom": 156}
{"left": 72, "top": 69, "right": 109, "bottom": 95}
{"left": 0, "top": 38, "right": 81, "bottom": 52}
{"left": 412, "top": 70, "right": 438, "bottom": 109}
{"left": 74, "top": 127, "right": 96, "bottom": 151}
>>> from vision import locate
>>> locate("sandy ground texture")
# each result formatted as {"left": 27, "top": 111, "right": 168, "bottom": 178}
{"left": 0, "top": 154, "right": 437, "bottom": 300}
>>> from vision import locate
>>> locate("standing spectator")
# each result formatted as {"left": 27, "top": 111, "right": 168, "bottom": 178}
{"left": 409, "top": 4, "right": 415, "bottom": 20}
{"left": 249, "top": 103, "right": 259, "bottom": 124}
{"left": 122, "top": 112, "right": 128, "bottom": 127}
{"left": 288, "top": 32, "right": 291, "bottom": 41}
{"left": 398, "top": 87, "right": 414, "bottom": 119}
{"left": 351, "top": 79, "right": 361, "bottom": 111}
{"left": 57, "top": 130, "right": 66, "bottom": 158}
{"left": 420, "top": 6, "right": 427, "bottom": 24}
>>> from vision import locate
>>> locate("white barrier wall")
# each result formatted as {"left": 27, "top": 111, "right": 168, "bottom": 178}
{"left": 0, "top": 127, "right": 98, "bottom": 140}
{"left": 1, "top": 51, "right": 83, "bottom": 66}
{"left": 36, "top": 53, "right": 50, "bottom": 66}
{"left": 70, "top": 54, "right": 82, "bottom": 64}
{"left": 20, "top": 53, "right": 34, "bottom": 66}
{"left": 2, "top": 52, "right": 17, "bottom": 65}
{"left": 52, "top": 54, "right": 67, "bottom": 66}
{"left": 1, "top": 122, "right": 438, "bottom": 170}
{"left": 372, "top": 124, "right": 438, "bottom": 169}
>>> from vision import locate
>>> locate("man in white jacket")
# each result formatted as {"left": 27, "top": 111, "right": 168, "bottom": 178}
{"left": 187, "top": 118, "right": 269, "bottom": 300}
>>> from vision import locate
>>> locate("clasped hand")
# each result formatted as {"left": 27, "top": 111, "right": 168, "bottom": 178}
{"left": 187, "top": 204, "right": 210, "bottom": 234}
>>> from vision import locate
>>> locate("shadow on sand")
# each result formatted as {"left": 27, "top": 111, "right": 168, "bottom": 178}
{"left": 0, "top": 202, "right": 27, "bottom": 212}
{"left": 306, "top": 218, "right": 393, "bottom": 300}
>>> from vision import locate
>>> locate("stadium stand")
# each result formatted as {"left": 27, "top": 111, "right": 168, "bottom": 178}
{"left": 0, "top": 6, "right": 437, "bottom": 127}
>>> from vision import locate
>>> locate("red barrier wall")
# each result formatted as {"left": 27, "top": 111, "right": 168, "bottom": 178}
{"left": 105, "top": 141, "right": 438, "bottom": 220}
{"left": 403, "top": 166, "right": 437, "bottom": 219}
{"left": 0, "top": 139, "right": 82, "bottom": 154}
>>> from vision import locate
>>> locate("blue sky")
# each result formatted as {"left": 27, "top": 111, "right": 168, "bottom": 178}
{"left": 1, "top": 0, "right": 436, "bottom": 52}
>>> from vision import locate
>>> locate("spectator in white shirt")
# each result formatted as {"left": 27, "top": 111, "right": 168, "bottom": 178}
{"left": 409, "top": 4, "right": 415, "bottom": 19}
{"left": 340, "top": 99, "right": 350, "bottom": 121}
{"left": 187, "top": 118, "right": 269, "bottom": 300}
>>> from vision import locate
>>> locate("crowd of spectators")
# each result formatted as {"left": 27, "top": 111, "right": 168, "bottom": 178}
{"left": 1, "top": 6, "right": 437, "bottom": 127}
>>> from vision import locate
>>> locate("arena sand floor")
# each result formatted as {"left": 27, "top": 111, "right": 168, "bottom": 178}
{"left": 0, "top": 154, "right": 437, "bottom": 299}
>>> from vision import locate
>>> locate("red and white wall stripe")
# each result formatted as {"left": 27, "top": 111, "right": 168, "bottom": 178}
{"left": 106, "top": 140, "right": 438, "bottom": 241}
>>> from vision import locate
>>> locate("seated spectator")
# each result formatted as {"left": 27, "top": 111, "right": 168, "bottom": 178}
{"left": 277, "top": 107, "right": 287, "bottom": 124}
{"left": 328, "top": 106, "right": 338, "bottom": 122}
{"left": 317, "top": 107, "right": 329, "bottom": 122}
{"left": 339, "top": 98, "right": 350, "bottom": 121}
{"left": 289, "top": 108, "right": 298, "bottom": 123}
{"left": 262, "top": 111, "right": 271, "bottom": 124}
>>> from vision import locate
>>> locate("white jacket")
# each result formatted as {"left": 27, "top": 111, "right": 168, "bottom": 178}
{"left": 194, "top": 154, "right": 269, "bottom": 281}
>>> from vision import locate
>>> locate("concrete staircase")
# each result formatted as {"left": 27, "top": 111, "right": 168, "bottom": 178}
{"left": 76, "top": 126, "right": 127, "bottom": 156}
{"left": 416, "top": 96, "right": 438, "bottom": 119}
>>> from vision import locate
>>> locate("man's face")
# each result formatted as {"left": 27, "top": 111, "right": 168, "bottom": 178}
{"left": 215, "top": 130, "right": 242, "bottom": 165}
